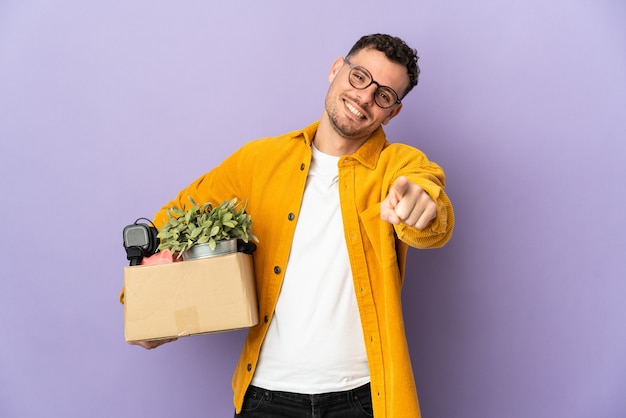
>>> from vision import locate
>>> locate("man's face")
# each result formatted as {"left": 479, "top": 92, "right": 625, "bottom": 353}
{"left": 324, "top": 48, "right": 409, "bottom": 142}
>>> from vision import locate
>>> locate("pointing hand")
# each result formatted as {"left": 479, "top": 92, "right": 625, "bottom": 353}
{"left": 380, "top": 176, "right": 436, "bottom": 229}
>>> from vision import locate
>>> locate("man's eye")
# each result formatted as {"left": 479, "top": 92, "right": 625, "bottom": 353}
{"left": 377, "top": 92, "right": 393, "bottom": 106}
{"left": 351, "top": 73, "right": 365, "bottom": 84}
{"left": 377, "top": 88, "right": 397, "bottom": 106}
{"left": 350, "top": 68, "right": 370, "bottom": 86}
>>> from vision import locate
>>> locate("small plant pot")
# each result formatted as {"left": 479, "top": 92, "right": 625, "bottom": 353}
{"left": 182, "top": 239, "right": 238, "bottom": 261}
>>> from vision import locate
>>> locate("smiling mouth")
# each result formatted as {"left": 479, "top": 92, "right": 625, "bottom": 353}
{"left": 345, "top": 100, "right": 366, "bottom": 120}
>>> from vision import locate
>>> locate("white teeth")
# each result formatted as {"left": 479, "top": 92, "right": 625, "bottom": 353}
{"left": 345, "top": 101, "right": 364, "bottom": 119}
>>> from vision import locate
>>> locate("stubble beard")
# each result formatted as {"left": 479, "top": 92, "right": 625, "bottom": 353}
{"left": 325, "top": 94, "right": 371, "bottom": 141}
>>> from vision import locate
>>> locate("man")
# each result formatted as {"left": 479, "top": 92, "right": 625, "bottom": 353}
{"left": 131, "top": 34, "right": 454, "bottom": 417}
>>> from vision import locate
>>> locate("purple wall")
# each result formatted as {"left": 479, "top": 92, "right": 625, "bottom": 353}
{"left": 1, "top": 1, "right": 624, "bottom": 417}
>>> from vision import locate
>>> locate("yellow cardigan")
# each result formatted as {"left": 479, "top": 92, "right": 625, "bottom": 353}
{"left": 148, "top": 121, "right": 454, "bottom": 417}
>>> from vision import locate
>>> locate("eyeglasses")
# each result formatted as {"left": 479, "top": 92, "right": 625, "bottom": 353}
{"left": 343, "top": 58, "right": 402, "bottom": 109}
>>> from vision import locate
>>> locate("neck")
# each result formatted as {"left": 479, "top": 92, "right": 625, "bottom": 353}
{"left": 313, "top": 114, "right": 370, "bottom": 157}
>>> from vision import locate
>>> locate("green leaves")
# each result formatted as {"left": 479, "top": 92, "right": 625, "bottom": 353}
{"left": 157, "top": 196, "right": 258, "bottom": 257}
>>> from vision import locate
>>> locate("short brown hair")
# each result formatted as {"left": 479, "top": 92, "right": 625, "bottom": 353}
{"left": 346, "top": 34, "right": 420, "bottom": 98}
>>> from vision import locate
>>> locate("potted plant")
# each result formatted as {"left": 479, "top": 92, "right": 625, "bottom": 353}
{"left": 157, "top": 196, "right": 258, "bottom": 260}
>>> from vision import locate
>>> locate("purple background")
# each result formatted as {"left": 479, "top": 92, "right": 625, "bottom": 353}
{"left": 1, "top": 1, "right": 624, "bottom": 417}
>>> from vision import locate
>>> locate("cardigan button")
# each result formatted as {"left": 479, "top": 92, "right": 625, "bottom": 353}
{"left": 247, "top": 363, "right": 252, "bottom": 372}
{"left": 264, "top": 315, "right": 269, "bottom": 323}
{"left": 274, "top": 266, "right": 281, "bottom": 274}
{"left": 287, "top": 213, "right": 295, "bottom": 221}
{"left": 300, "top": 163, "right": 305, "bottom": 170}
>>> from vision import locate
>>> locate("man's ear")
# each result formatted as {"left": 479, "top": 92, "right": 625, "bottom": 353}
{"left": 328, "top": 57, "right": 345, "bottom": 83}
{"left": 382, "top": 103, "right": 403, "bottom": 125}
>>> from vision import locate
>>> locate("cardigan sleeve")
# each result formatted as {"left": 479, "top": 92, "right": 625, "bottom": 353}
{"left": 388, "top": 144, "right": 455, "bottom": 249}
{"left": 151, "top": 144, "right": 254, "bottom": 229}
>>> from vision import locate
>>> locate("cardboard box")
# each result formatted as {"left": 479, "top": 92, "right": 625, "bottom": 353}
{"left": 124, "top": 252, "right": 258, "bottom": 342}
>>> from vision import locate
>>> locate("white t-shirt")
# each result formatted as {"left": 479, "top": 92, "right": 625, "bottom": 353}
{"left": 251, "top": 144, "right": 370, "bottom": 394}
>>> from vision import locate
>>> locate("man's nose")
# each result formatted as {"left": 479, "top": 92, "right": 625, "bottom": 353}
{"left": 357, "top": 83, "right": 378, "bottom": 106}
